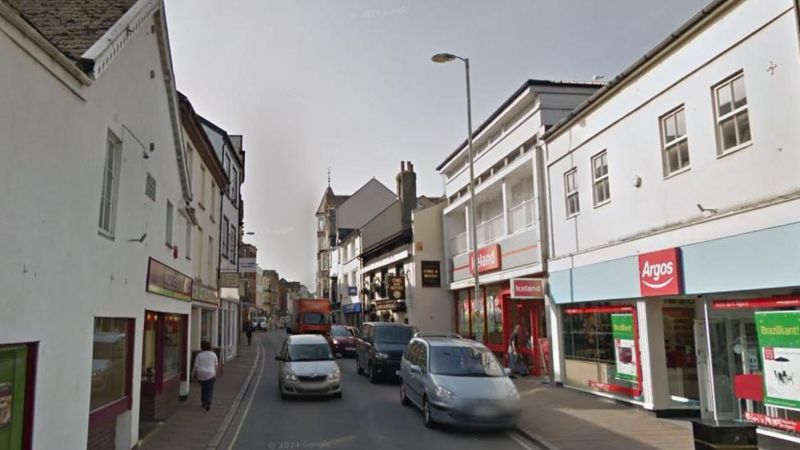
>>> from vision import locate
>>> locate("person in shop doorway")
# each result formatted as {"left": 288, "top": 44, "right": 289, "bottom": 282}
{"left": 246, "top": 324, "right": 254, "bottom": 346}
{"left": 193, "top": 340, "right": 219, "bottom": 411}
{"left": 508, "top": 325, "right": 522, "bottom": 378}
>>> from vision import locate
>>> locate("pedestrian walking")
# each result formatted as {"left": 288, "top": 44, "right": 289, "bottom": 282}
{"left": 508, "top": 325, "right": 521, "bottom": 378}
{"left": 246, "top": 325, "right": 254, "bottom": 346}
{"left": 192, "top": 340, "right": 218, "bottom": 411}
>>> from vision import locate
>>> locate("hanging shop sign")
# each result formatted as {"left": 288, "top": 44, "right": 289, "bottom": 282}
{"left": 376, "top": 299, "right": 399, "bottom": 311}
{"left": 638, "top": 248, "right": 682, "bottom": 296}
{"left": 192, "top": 283, "right": 219, "bottom": 306}
{"left": 238, "top": 257, "right": 258, "bottom": 273}
{"left": 348, "top": 286, "right": 358, "bottom": 296}
{"left": 388, "top": 276, "right": 405, "bottom": 300}
{"left": 468, "top": 244, "right": 502, "bottom": 275}
{"left": 611, "top": 313, "right": 637, "bottom": 382}
{"left": 342, "top": 303, "right": 362, "bottom": 314}
{"left": 146, "top": 258, "right": 192, "bottom": 301}
{"left": 755, "top": 311, "right": 800, "bottom": 411}
{"left": 219, "top": 272, "right": 240, "bottom": 289}
{"left": 0, "top": 383, "right": 11, "bottom": 429}
{"left": 511, "top": 278, "right": 545, "bottom": 299}
{"left": 421, "top": 261, "right": 441, "bottom": 288}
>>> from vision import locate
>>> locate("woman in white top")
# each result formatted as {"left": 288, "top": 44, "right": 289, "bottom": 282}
{"left": 193, "top": 340, "right": 219, "bottom": 411}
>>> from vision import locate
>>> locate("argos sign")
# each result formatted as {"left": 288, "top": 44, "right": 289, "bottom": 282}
{"left": 638, "top": 248, "right": 682, "bottom": 296}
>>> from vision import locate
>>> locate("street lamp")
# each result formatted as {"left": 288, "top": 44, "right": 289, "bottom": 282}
{"left": 432, "top": 52, "right": 481, "bottom": 326}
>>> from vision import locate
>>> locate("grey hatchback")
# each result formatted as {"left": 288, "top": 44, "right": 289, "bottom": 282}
{"left": 399, "top": 337, "right": 521, "bottom": 429}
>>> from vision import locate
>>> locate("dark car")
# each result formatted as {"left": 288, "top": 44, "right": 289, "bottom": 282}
{"left": 330, "top": 325, "right": 358, "bottom": 357}
{"left": 356, "top": 322, "right": 417, "bottom": 383}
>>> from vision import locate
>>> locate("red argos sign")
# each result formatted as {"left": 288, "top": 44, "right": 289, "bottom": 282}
{"left": 638, "top": 248, "right": 682, "bottom": 296}
{"left": 469, "top": 244, "right": 502, "bottom": 275}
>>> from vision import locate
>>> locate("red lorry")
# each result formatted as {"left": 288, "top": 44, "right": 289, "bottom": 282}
{"left": 289, "top": 298, "right": 332, "bottom": 335}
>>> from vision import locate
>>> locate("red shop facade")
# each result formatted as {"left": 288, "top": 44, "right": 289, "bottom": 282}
{"left": 452, "top": 245, "right": 548, "bottom": 375}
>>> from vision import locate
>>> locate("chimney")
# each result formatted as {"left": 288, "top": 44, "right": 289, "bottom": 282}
{"left": 396, "top": 161, "right": 417, "bottom": 230}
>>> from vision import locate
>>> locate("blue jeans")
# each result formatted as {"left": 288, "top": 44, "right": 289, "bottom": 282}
{"left": 200, "top": 378, "right": 215, "bottom": 407}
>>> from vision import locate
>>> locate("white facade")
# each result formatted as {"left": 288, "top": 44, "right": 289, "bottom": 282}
{"left": 542, "top": 0, "right": 800, "bottom": 443}
{"left": 0, "top": 3, "right": 192, "bottom": 449}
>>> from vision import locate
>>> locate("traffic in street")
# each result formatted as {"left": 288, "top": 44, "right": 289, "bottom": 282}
{"left": 219, "top": 330, "right": 542, "bottom": 450}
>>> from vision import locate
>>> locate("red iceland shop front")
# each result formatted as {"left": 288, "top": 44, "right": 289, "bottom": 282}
{"left": 140, "top": 258, "right": 190, "bottom": 422}
{"left": 453, "top": 244, "right": 548, "bottom": 376}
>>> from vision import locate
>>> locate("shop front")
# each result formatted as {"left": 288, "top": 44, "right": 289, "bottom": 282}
{"left": 454, "top": 277, "right": 547, "bottom": 375}
{"left": 0, "top": 343, "right": 36, "bottom": 450}
{"left": 219, "top": 271, "right": 240, "bottom": 362}
{"left": 141, "top": 258, "right": 191, "bottom": 421}
{"left": 342, "top": 302, "right": 362, "bottom": 328}
{"left": 190, "top": 283, "right": 220, "bottom": 378}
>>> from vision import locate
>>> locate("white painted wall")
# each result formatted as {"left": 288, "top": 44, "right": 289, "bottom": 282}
{"left": 0, "top": 10, "right": 191, "bottom": 450}
{"left": 546, "top": 0, "right": 800, "bottom": 269}
{"left": 408, "top": 202, "right": 453, "bottom": 333}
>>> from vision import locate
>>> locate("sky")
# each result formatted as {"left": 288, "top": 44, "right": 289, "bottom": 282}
{"left": 164, "top": 0, "right": 710, "bottom": 290}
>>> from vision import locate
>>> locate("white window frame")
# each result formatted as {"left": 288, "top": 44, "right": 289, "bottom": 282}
{"left": 713, "top": 71, "right": 751, "bottom": 155}
{"left": 591, "top": 151, "right": 610, "bottom": 207}
{"left": 199, "top": 166, "right": 206, "bottom": 208}
{"left": 222, "top": 216, "right": 229, "bottom": 260}
{"left": 564, "top": 168, "right": 579, "bottom": 218}
{"left": 660, "top": 106, "right": 690, "bottom": 177}
{"left": 229, "top": 224, "right": 236, "bottom": 264}
{"left": 98, "top": 130, "right": 122, "bottom": 238}
{"left": 166, "top": 200, "right": 174, "bottom": 246}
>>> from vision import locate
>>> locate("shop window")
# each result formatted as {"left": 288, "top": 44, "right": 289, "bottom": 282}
{"left": 471, "top": 291, "right": 485, "bottom": 343}
{"left": 201, "top": 310, "right": 213, "bottom": 343}
{"left": 163, "top": 315, "right": 182, "bottom": 379}
{"left": 457, "top": 291, "right": 469, "bottom": 337}
{"left": 486, "top": 286, "right": 503, "bottom": 345}
{"left": 662, "top": 303, "right": 699, "bottom": 405}
{"left": 562, "top": 305, "right": 641, "bottom": 399}
{"left": 90, "top": 318, "right": 132, "bottom": 412}
{"left": 142, "top": 313, "right": 157, "bottom": 384}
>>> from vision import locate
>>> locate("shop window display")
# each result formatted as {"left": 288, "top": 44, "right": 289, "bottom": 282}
{"left": 457, "top": 291, "right": 469, "bottom": 337}
{"left": 90, "top": 318, "right": 130, "bottom": 411}
{"left": 562, "top": 305, "right": 641, "bottom": 399}
{"left": 471, "top": 292, "right": 485, "bottom": 343}
{"left": 163, "top": 314, "right": 182, "bottom": 379}
{"left": 486, "top": 286, "right": 503, "bottom": 345}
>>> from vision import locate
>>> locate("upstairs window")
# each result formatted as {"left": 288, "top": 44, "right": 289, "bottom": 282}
{"left": 591, "top": 151, "right": 610, "bottom": 206}
{"left": 661, "top": 107, "right": 690, "bottom": 176}
{"left": 222, "top": 216, "right": 229, "bottom": 260}
{"left": 714, "top": 72, "right": 751, "bottom": 154}
{"left": 564, "top": 169, "right": 579, "bottom": 217}
{"left": 99, "top": 131, "right": 122, "bottom": 237}
{"left": 231, "top": 167, "right": 238, "bottom": 202}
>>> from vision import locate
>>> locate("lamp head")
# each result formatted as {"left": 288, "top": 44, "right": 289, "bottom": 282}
{"left": 431, "top": 53, "right": 458, "bottom": 63}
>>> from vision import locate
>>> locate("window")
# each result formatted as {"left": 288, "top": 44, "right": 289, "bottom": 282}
{"left": 591, "top": 151, "right": 610, "bottom": 206}
{"left": 714, "top": 72, "right": 751, "bottom": 154}
{"left": 90, "top": 318, "right": 131, "bottom": 411}
{"left": 185, "top": 144, "right": 193, "bottom": 184}
{"left": 200, "top": 166, "right": 206, "bottom": 207}
{"left": 185, "top": 219, "right": 192, "bottom": 260}
{"left": 222, "top": 216, "right": 229, "bottom": 260}
{"left": 661, "top": 107, "right": 690, "bottom": 175}
{"left": 318, "top": 217, "right": 325, "bottom": 231}
{"left": 98, "top": 131, "right": 122, "bottom": 236}
{"left": 163, "top": 314, "right": 182, "bottom": 379}
{"left": 197, "top": 227, "right": 204, "bottom": 280}
{"left": 229, "top": 224, "right": 236, "bottom": 264}
{"left": 208, "top": 236, "right": 213, "bottom": 281}
{"left": 223, "top": 153, "right": 231, "bottom": 179}
{"left": 166, "top": 201, "right": 173, "bottom": 246}
{"left": 231, "top": 167, "right": 238, "bottom": 202}
{"left": 564, "top": 169, "right": 579, "bottom": 217}
{"left": 210, "top": 181, "right": 216, "bottom": 221}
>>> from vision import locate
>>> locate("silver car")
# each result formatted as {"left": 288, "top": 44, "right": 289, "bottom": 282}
{"left": 276, "top": 334, "right": 342, "bottom": 399}
{"left": 399, "top": 337, "right": 520, "bottom": 428}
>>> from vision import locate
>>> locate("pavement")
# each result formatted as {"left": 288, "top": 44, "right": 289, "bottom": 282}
{"left": 511, "top": 376, "right": 694, "bottom": 450}
{"left": 138, "top": 335, "right": 260, "bottom": 450}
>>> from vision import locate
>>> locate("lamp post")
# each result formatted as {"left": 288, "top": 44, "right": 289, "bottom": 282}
{"left": 432, "top": 52, "right": 481, "bottom": 329}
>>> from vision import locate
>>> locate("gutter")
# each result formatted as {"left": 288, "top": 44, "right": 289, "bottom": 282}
{"left": 0, "top": 1, "right": 93, "bottom": 86}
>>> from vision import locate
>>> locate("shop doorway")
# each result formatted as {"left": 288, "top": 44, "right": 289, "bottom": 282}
{"left": 505, "top": 298, "right": 545, "bottom": 376}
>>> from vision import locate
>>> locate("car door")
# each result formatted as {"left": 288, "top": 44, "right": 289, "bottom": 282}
{"left": 406, "top": 342, "right": 425, "bottom": 405}
{"left": 277, "top": 340, "right": 288, "bottom": 385}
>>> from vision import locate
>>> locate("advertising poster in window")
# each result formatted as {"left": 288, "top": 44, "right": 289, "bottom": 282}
{"left": 611, "top": 313, "right": 637, "bottom": 382}
{"left": 755, "top": 311, "right": 800, "bottom": 411}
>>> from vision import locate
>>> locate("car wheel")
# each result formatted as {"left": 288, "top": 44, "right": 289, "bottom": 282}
{"left": 423, "top": 397, "right": 435, "bottom": 428}
{"left": 400, "top": 382, "right": 410, "bottom": 406}
{"left": 368, "top": 363, "right": 378, "bottom": 384}
{"left": 356, "top": 357, "right": 364, "bottom": 375}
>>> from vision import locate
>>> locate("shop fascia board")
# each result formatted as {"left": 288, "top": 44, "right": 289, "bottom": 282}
{"left": 448, "top": 262, "right": 543, "bottom": 291}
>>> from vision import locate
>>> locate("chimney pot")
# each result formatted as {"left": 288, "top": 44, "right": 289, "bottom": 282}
{"left": 401, "top": 161, "right": 406, "bottom": 172}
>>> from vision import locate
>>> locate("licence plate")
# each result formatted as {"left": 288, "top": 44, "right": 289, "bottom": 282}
{"left": 346, "top": 347, "right": 355, "bottom": 351}
{"left": 475, "top": 405, "right": 495, "bottom": 417}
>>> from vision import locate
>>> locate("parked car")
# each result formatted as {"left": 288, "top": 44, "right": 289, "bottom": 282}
{"left": 330, "top": 325, "right": 358, "bottom": 357}
{"left": 399, "top": 336, "right": 520, "bottom": 429}
{"left": 345, "top": 326, "right": 359, "bottom": 337}
{"left": 276, "top": 334, "right": 342, "bottom": 399}
{"left": 356, "top": 322, "right": 417, "bottom": 383}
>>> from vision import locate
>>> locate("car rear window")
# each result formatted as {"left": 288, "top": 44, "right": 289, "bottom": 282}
{"left": 374, "top": 326, "right": 414, "bottom": 344}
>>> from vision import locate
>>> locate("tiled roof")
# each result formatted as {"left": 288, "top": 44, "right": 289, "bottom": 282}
{"left": 7, "top": 0, "right": 138, "bottom": 62}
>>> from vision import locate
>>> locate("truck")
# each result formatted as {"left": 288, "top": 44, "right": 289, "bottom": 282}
{"left": 289, "top": 298, "right": 331, "bottom": 335}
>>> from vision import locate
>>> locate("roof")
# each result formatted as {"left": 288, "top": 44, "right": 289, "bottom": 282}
{"left": 541, "top": 0, "right": 727, "bottom": 141}
{"left": 436, "top": 79, "right": 605, "bottom": 171}
{"left": 7, "top": 0, "right": 137, "bottom": 64}
{"left": 315, "top": 186, "right": 350, "bottom": 215}
{"left": 416, "top": 337, "right": 486, "bottom": 348}
{"left": 178, "top": 91, "right": 229, "bottom": 187}
{"left": 287, "top": 334, "right": 328, "bottom": 345}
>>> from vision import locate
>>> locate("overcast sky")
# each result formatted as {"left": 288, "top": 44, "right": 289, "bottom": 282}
{"left": 165, "top": 0, "right": 709, "bottom": 290}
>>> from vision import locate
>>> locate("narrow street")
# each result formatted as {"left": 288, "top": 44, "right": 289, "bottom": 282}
{"left": 219, "top": 330, "right": 541, "bottom": 450}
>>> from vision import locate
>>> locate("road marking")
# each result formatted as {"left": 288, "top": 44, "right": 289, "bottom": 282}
{"left": 508, "top": 431, "right": 537, "bottom": 450}
{"left": 226, "top": 334, "right": 266, "bottom": 450}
